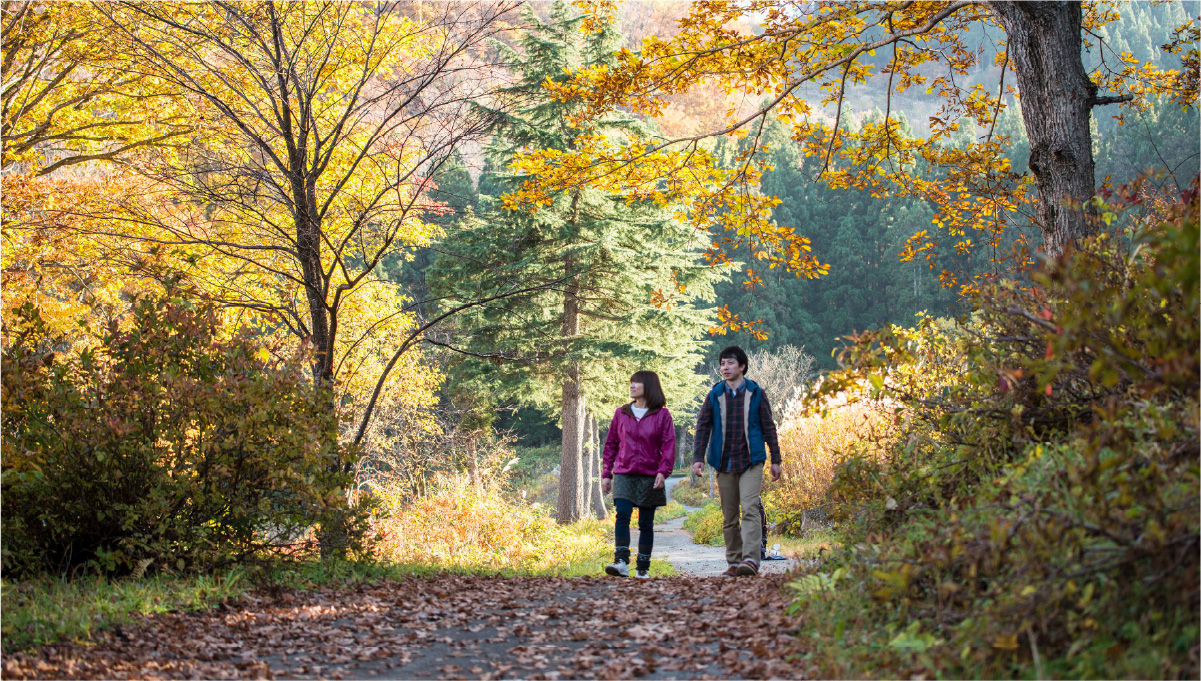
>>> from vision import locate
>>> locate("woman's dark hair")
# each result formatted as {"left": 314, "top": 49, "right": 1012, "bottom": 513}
{"left": 718, "top": 345, "right": 749, "bottom": 376}
{"left": 630, "top": 370, "right": 666, "bottom": 410}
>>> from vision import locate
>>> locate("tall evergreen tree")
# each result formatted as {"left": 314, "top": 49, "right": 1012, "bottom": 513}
{"left": 428, "top": 3, "right": 726, "bottom": 523}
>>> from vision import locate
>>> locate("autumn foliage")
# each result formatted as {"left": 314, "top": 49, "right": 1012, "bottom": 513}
{"left": 790, "top": 183, "right": 1199, "bottom": 677}
{"left": 512, "top": 0, "right": 1198, "bottom": 299}
{"left": 766, "top": 393, "right": 895, "bottom": 534}
{"left": 1, "top": 285, "right": 366, "bottom": 577}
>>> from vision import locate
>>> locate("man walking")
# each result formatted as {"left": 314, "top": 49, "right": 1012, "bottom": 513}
{"left": 692, "top": 345, "right": 782, "bottom": 577}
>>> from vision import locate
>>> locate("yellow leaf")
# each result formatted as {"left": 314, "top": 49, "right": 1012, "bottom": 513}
{"left": 992, "top": 633, "right": 1019, "bottom": 650}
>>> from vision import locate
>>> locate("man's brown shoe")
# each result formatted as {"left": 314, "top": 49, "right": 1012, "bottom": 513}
{"left": 737, "top": 559, "right": 759, "bottom": 576}
{"left": 721, "top": 565, "right": 741, "bottom": 577}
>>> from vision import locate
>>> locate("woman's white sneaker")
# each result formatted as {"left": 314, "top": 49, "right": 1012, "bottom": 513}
{"left": 604, "top": 560, "right": 629, "bottom": 577}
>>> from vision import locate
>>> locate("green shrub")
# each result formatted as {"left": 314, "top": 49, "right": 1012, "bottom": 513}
{"left": 795, "top": 189, "right": 1199, "bottom": 678}
{"left": 1, "top": 286, "right": 364, "bottom": 577}
{"left": 682, "top": 502, "right": 723, "bottom": 546}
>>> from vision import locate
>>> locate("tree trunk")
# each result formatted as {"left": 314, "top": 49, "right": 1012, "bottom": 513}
{"left": 591, "top": 415, "right": 607, "bottom": 519}
{"left": 555, "top": 246, "right": 586, "bottom": 523}
{"left": 582, "top": 412, "right": 594, "bottom": 512}
{"left": 557, "top": 363, "right": 586, "bottom": 523}
{"left": 555, "top": 189, "right": 588, "bottom": 524}
{"left": 296, "top": 183, "right": 349, "bottom": 560}
{"left": 291, "top": 175, "right": 334, "bottom": 386}
{"left": 467, "top": 438, "right": 480, "bottom": 494}
{"left": 988, "top": 1, "right": 1101, "bottom": 257}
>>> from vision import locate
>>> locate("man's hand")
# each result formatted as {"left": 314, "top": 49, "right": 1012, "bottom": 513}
{"left": 770, "top": 463, "right": 782, "bottom": 482}
{"left": 653, "top": 473, "right": 666, "bottom": 489}
{"left": 691, "top": 461, "right": 704, "bottom": 478}
{"left": 601, "top": 477, "right": 612, "bottom": 495}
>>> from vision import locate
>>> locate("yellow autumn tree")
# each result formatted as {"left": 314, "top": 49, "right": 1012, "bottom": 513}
{"left": 1, "top": 1, "right": 195, "bottom": 344}
{"left": 1, "top": 0, "right": 189, "bottom": 174}
{"left": 512, "top": 0, "right": 1198, "bottom": 294}
{"left": 68, "top": 1, "right": 530, "bottom": 444}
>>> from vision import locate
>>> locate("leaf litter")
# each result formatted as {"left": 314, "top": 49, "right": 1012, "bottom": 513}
{"left": 3, "top": 574, "right": 816, "bottom": 679}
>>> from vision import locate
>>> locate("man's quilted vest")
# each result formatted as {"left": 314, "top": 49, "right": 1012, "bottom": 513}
{"left": 704, "top": 377, "right": 767, "bottom": 471}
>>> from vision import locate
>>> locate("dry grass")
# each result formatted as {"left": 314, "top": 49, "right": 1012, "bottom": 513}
{"left": 369, "top": 476, "right": 614, "bottom": 576}
{"left": 766, "top": 391, "right": 896, "bottom": 531}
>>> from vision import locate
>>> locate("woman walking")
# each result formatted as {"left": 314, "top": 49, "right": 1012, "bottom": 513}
{"left": 601, "top": 370, "right": 676, "bottom": 578}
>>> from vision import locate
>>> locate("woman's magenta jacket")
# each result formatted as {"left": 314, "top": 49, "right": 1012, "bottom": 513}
{"left": 601, "top": 404, "right": 676, "bottom": 478}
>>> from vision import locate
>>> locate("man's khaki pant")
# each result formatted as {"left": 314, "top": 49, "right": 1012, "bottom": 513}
{"left": 716, "top": 463, "right": 763, "bottom": 565}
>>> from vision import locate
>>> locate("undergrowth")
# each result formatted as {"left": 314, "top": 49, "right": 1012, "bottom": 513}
{"left": 787, "top": 186, "right": 1200, "bottom": 678}
{"left": 1, "top": 286, "right": 363, "bottom": 577}
{"left": 370, "top": 476, "right": 675, "bottom": 577}
{"left": 682, "top": 502, "right": 723, "bottom": 546}
{"left": 766, "top": 394, "right": 894, "bottom": 536}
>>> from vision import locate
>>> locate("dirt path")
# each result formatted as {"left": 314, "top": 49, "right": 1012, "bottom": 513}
{"left": 657, "top": 477, "right": 795, "bottom": 577}
{"left": 4, "top": 575, "right": 813, "bottom": 680}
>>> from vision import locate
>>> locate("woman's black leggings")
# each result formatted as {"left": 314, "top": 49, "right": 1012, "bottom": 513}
{"left": 613, "top": 498, "right": 656, "bottom": 556}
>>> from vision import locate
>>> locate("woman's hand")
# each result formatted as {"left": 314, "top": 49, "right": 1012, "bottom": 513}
{"left": 601, "top": 477, "right": 612, "bottom": 495}
{"left": 653, "top": 473, "right": 666, "bottom": 489}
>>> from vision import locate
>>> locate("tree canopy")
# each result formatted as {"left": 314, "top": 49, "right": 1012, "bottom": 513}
{"left": 509, "top": 0, "right": 1198, "bottom": 298}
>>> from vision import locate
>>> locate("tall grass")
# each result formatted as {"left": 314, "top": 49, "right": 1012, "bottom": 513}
{"left": 370, "top": 475, "right": 674, "bottom": 576}
{"left": 766, "top": 391, "right": 895, "bottom": 533}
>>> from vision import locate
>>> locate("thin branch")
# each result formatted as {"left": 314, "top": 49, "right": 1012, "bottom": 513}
{"left": 353, "top": 271, "right": 587, "bottom": 445}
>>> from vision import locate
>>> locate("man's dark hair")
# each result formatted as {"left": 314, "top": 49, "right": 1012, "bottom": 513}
{"left": 718, "top": 346, "right": 749, "bottom": 376}
{"left": 630, "top": 370, "right": 667, "bottom": 410}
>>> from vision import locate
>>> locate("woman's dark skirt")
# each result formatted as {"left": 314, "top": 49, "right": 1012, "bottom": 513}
{"left": 612, "top": 473, "right": 667, "bottom": 508}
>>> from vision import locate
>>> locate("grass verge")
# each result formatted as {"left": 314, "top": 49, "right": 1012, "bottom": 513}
{"left": 5, "top": 477, "right": 689, "bottom": 653}
{"left": 2, "top": 570, "right": 247, "bottom": 652}
{"left": 3, "top": 550, "right": 677, "bottom": 654}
